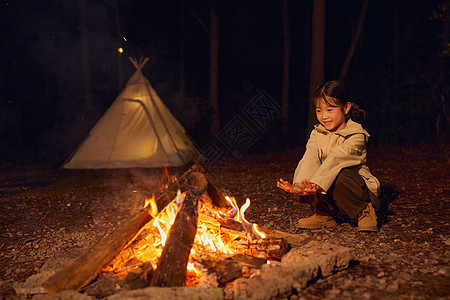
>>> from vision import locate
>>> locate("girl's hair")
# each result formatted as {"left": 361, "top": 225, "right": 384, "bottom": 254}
{"left": 313, "top": 80, "right": 367, "bottom": 124}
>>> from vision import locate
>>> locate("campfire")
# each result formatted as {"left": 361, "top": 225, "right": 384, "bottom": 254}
{"left": 99, "top": 188, "right": 284, "bottom": 288}
{"left": 42, "top": 165, "right": 293, "bottom": 295}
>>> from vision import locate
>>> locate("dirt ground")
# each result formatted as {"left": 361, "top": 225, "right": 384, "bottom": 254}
{"left": 0, "top": 143, "right": 449, "bottom": 299}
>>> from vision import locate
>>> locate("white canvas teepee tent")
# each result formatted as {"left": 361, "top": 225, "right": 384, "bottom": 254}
{"left": 63, "top": 57, "right": 198, "bottom": 169}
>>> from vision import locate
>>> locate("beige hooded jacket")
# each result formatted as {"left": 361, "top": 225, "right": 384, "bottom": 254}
{"left": 293, "top": 119, "right": 380, "bottom": 197}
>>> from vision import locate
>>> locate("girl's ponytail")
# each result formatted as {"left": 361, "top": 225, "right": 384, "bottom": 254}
{"left": 348, "top": 103, "right": 367, "bottom": 124}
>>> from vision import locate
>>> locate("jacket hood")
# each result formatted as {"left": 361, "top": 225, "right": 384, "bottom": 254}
{"left": 314, "top": 119, "right": 369, "bottom": 138}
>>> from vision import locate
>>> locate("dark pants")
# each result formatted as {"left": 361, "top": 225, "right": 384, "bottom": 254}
{"left": 300, "top": 168, "right": 379, "bottom": 219}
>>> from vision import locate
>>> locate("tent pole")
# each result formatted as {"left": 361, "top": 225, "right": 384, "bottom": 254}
{"left": 122, "top": 98, "right": 171, "bottom": 160}
{"left": 143, "top": 77, "right": 186, "bottom": 164}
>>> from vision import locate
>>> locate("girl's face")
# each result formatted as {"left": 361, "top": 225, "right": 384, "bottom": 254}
{"left": 315, "top": 97, "right": 351, "bottom": 131}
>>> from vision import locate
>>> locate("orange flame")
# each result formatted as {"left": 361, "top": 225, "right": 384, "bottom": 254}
{"left": 151, "top": 190, "right": 185, "bottom": 247}
{"left": 253, "top": 223, "right": 266, "bottom": 239}
{"left": 159, "top": 167, "right": 177, "bottom": 192}
{"left": 145, "top": 194, "right": 158, "bottom": 218}
{"left": 225, "top": 196, "right": 265, "bottom": 239}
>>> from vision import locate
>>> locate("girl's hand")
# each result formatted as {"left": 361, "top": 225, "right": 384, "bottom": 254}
{"left": 277, "top": 178, "right": 319, "bottom": 196}
{"left": 277, "top": 178, "right": 320, "bottom": 195}
{"left": 277, "top": 178, "right": 296, "bottom": 194}
{"left": 300, "top": 179, "right": 319, "bottom": 195}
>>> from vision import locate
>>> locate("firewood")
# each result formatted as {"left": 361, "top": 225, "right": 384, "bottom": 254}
{"left": 43, "top": 164, "right": 204, "bottom": 295}
{"left": 257, "top": 227, "right": 308, "bottom": 249}
{"left": 214, "top": 259, "right": 243, "bottom": 285}
{"left": 199, "top": 176, "right": 308, "bottom": 248}
{"left": 231, "top": 238, "right": 291, "bottom": 260}
{"left": 123, "top": 262, "right": 154, "bottom": 290}
{"left": 101, "top": 227, "right": 159, "bottom": 275}
{"left": 231, "top": 253, "right": 267, "bottom": 268}
{"left": 193, "top": 177, "right": 231, "bottom": 215}
{"left": 200, "top": 212, "right": 308, "bottom": 249}
{"left": 206, "top": 178, "right": 231, "bottom": 208}
{"left": 200, "top": 214, "right": 246, "bottom": 232}
{"left": 187, "top": 171, "right": 208, "bottom": 196}
{"left": 150, "top": 191, "right": 199, "bottom": 287}
{"left": 155, "top": 164, "right": 205, "bottom": 211}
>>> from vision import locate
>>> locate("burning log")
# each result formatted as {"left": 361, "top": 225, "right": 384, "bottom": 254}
{"left": 150, "top": 172, "right": 208, "bottom": 287}
{"left": 155, "top": 164, "right": 205, "bottom": 211}
{"left": 123, "top": 262, "right": 154, "bottom": 290}
{"left": 198, "top": 213, "right": 301, "bottom": 254}
{"left": 232, "top": 253, "right": 267, "bottom": 268}
{"left": 194, "top": 254, "right": 266, "bottom": 286}
{"left": 214, "top": 259, "right": 243, "bottom": 285}
{"left": 149, "top": 191, "right": 198, "bottom": 287}
{"left": 236, "top": 238, "right": 291, "bottom": 260}
{"left": 206, "top": 178, "right": 231, "bottom": 209}
{"left": 43, "top": 164, "right": 204, "bottom": 295}
{"left": 43, "top": 205, "right": 157, "bottom": 295}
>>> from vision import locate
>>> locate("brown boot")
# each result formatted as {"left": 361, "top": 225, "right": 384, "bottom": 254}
{"left": 297, "top": 213, "right": 337, "bottom": 229}
{"left": 357, "top": 202, "right": 378, "bottom": 232}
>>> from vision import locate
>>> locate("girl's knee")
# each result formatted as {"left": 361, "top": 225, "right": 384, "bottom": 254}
{"left": 335, "top": 168, "right": 365, "bottom": 190}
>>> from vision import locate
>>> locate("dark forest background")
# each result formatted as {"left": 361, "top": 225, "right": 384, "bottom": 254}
{"left": 0, "top": 0, "right": 448, "bottom": 166}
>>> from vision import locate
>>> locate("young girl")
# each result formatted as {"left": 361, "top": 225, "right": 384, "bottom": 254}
{"left": 277, "top": 80, "right": 380, "bottom": 232}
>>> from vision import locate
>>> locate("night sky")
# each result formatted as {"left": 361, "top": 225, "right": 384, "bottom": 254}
{"left": 0, "top": 0, "right": 447, "bottom": 165}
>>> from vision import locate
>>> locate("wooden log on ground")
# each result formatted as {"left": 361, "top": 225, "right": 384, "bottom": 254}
{"left": 155, "top": 164, "right": 205, "bottom": 211}
{"left": 100, "top": 227, "right": 159, "bottom": 275}
{"left": 258, "top": 227, "right": 308, "bottom": 249}
{"left": 192, "top": 174, "right": 231, "bottom": 214}
{"left": 206, "top": 177, "right": 231, "bottom": 208}
{"left": 231, "top": 253, "right": 267, "bottom": 268}
{"left": 186, "top": 171, "right": 208, "bottom": 196}
{"left": 214, "top": 259, "right": 243, "bottom": 285}
{"left": 43, "top": 164, "right": 204, "bottom": 295}
{"left": 123, "top": 262, "right": 154, "bottom": 290}
{"left": 150, "top": 191, "right": 199, "bottom": 287}
{"left": 239, "top": 238, "right": 291, "bottom": 260}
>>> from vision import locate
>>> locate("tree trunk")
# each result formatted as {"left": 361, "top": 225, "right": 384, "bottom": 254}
{"left": 113, "top": 0, "right": 124, "bottom": 92}
{"left": 209, "top": 0, "right": 220, "bottom": 136}
{"left": 339, "top": 0, "right": 369, "bottom": 81}
{"left": 282, "top": 0, "right": 291, "bottom": 134}
{"left": 306, "top": 0, "right": 326, "bottom": 137}
{"left": 179, "top": 0, "right": 186, "bottom": 102}
{"left": 436, "top": 0, "right": 450, "bottom": 134}
{"left": 394, "top": 0, "right": 399, "bottom": 88}
{"left": 78, "top": 0, "right": 93, "bottom": 113}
